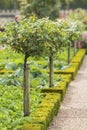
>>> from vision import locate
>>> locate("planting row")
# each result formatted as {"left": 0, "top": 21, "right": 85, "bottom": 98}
{"left": 20, "top": 49, "right": 86, "bottom": 130}
{"left": 0, "top": 48, "right": 74, "bottom": 129}
{"left": 0, "top": 15, "right": 86, "bottom": 129}
{"left": 0, "top": 49, "right": 86, "bottom": 129}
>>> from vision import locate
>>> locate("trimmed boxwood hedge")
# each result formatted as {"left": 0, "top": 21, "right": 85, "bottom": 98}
{"left": 1, "top": 49, "right": 86, "bottom": 130}
{"left": 21, "top": 123, "right": 44, "bottom": 130}
{"left": 41, "top": 81, "right": 67, "bottom": 101}
{"left": 75, "top": 49, "right": 86, "bottom": 58}
{"left": 71, "top": 49, "right": 86, "bottom": 67}
{"left": 0, "top": 69, "right": 14, "bottom": 74}
{"left": 71, "top": 57, "right": 82, "bottom": 68}
{"left": 54, "top": 74, "right": 72, "bottom": 86}
{"left": 54, "top": 63, "right": 79, "bottom": 80}
{"left": 21, "top": 93, "right": 61, "bottom": 130}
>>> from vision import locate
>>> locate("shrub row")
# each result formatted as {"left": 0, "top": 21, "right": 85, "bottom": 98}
{"left": 22, "top": 93, "right": 61, "bottom": 130}
{"left": 54, "top": 63, "right": 79, "bottom": 80}
{"left": 54, "top": 49, "right": 86, "bottom": 79}
{"left": 21, "top": 49, "right": 86, "bottom": 130}
{"left": 0, "top": 49, "right": 85, "bottom": 129}
{"left": 71, "top": 49, "right": 86, "bottom": 67}
{"left": 41, "top": 81, "right": 67, "bottom": 101}
{"left": 0, "top": 69, "right": 14, "bottom": 74}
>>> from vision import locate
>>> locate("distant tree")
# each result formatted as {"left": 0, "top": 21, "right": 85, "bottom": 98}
{"left": 61, "top": 0, "right": 68, "bottom": 9}
{"left": 18, "top": 0, "right": 27, "bottom": 13}
{"left": 61, "top": 0, "right": 75, "bottom": 9}
{"left": 24, "top": 0, "right": 61, "bottom": 20}
{"left": 69, "top": 0, "right": 87, "bottom": 9}
{"left": 0, "top": 0, "right": 19, "bottom": 10}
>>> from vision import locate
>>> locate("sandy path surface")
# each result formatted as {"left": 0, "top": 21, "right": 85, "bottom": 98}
{"left": 48, "top": 55, "right": 87, "bottom": 130}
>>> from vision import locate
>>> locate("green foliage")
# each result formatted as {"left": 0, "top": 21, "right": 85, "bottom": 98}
{"left": 75, "top": 49, "right": 86, "bottom": 57}
{"left": 5, "top": 62, "right": 17, "bottom": 70}
{"left": 0, "top": 13, "right": 85, "bottom": 128}
{"left": 0, "top": 48, "right": 86, "bottom": 129}
{"left": 0, "top": 48, "right": 81, "bottom": 88}
{"left": 61, "top": 0, "right": 74, "bottom": 9}
{"left": 65, "top": 19, "right": 84, "bottom": 43}
{"left": 0, "top": 85, "right": 23, "bottom": 129}
{"left": 21, "top": 123, "right": 43, "bottom": 130}
{"left": 0, "top": 17, "right": 45, "bottom": 57}
{"left": 24, "top": 0, "right": 61, "bottom": 20}
{"left": 54, "top": 62, "right": 79, "bottom": 80}
{"left": 0, "top": 0, "right": 19, "bottom": 10}
{"left": 22, "top": 93, "right": 61, "bottom": 130}
{"left": 0, "top": 17, "right": 74, "bottom": 90}
{"left": 0, "top": 85, "right": 43, "bottom": 129}
{"left": 69, "top": 0, "right": 87, "bottom": 9}
{"left": 68, "top": 9, "right": 87, "bottom": 30}
{"left": 0, "top": 17, "right": 67, "bottom": 57}
{"left": 0, "top": 18, "right": 83, "bottom": 59}
{"left": 68, "top": 9, "right": 85, "bottom": 20}
{"left": 0, "top": 69, "right": 23, "bottom": 86}
{"left": 72, "top": 49, "right": 86, "bottom": 65}
{"left": 0, "top": 48, "right": 23, "bottom": 64}
{"left": 41, "top": 81, "right": 67, "bottom": 101}
{"left": 60, "top": 0, "right": 68, "bottom": 9}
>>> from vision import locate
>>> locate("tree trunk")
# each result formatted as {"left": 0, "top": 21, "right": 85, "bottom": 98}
{"left": 23, "top": 55, "right": 30, "bottom": 116}
{"left": 68, "top": 43, "right": 71, "bottom": 64}
{"left": 49, "top": 53, "right": 54, "bottom": 87}
{"left": 74, "top": 41, "right": 76, "bottom": 56}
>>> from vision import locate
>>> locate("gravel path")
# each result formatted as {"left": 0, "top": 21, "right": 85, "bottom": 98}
{"left": 48, "top": 55, "right": 87, "bottom": 130}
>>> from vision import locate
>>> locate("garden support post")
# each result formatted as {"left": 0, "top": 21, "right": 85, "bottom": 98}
{"left": 24, "top": 63, "right": 30, "bottom": 116}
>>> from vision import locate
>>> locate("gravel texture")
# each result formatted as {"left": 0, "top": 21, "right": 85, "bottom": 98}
{"left": 48, "top": 55, "right": 87, "bottom": 130}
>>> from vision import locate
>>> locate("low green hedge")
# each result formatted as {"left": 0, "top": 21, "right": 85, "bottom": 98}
{"left": 54, "top": 63, "right": 79, "bottom": 80}
{"left": 71, "top": 49, "right": 86, "bottom": 67}
{"left": 75, "top": 49, "right": 86, "bottom": 58}
{"left": 2, "top": 49, "right": 86, "bottom": 130}
{"left": 41, "top": 81, "right": 67, "bottom": 101}
{"left": 0, "top": 63, "right": 5, "bottom": 70}
{"left": 71, "top": 57, "right": 82, "bottom": 67}
{"left": 21, "top": 123, "right": 44, "bottom": 130}
{"left": 27, "top": 116, "right": 47, "bottom": 130}
{"left": 40, "top": 93, "right": 61, "bottom": 115}
{"left": 0, "top": 69, "right": 14, "bottom": 74}
{"left": 54, "top": 74, "right": 72, "bottom": 86}
{"left": 21, "top": 93, "right": 61, "bottom": 130}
